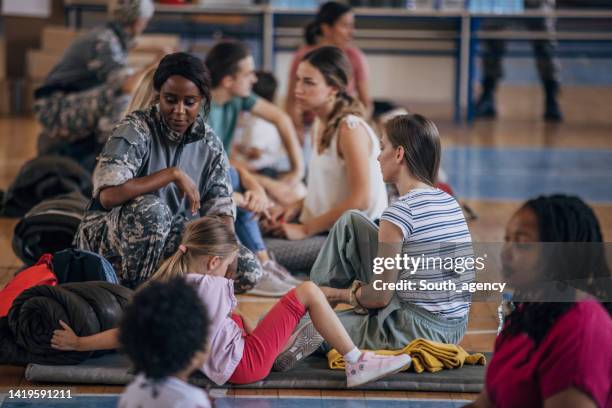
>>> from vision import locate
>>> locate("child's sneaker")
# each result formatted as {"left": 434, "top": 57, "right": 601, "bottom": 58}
{"left": 272, "top": 321, "right": 323, "bottom": 372}
{"left": 345, "top": 352, "right": 411, "bottom": 388}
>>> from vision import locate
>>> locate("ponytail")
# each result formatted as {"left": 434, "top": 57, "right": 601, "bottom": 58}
{"left": 319, "top": 91, "right": 364, "bottom": 154}
{"left": 301, "top": 46, "right": 364, "bottom": 154}
{"left": 304, "top": 21, "right": 321, "bottom": 46}
{"left": 150, "top": 216, "right": 238, "bottom": 283}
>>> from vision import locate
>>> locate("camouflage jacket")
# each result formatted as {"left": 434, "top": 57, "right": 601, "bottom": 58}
{"left": 92, "top": 105, "right": 234, "bottom": 219}
{"left": 37, "top": 22, "right": 132, "bottom": 97}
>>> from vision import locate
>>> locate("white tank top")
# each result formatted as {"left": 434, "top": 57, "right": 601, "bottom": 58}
{"left": 300, "top": 115, "right": 388, "bottom": 225}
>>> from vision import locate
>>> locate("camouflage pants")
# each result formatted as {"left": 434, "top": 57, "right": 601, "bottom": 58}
{"left": 481, "top": 0, "right": 560, "bottom": 83}
{"left": 74, "top": 194, "right": 262, "bottom": 291}
{"left": 35, "top": 83, "right": 129, "bottom": 170}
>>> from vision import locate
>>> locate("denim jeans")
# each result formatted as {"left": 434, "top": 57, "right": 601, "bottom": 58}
{"left": 229, "top": 167, "right": 267, "bottom": 253}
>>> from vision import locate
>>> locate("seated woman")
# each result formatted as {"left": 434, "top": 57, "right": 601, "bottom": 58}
{"left": 264, "top": 46, "right": 387, "bottom": 241}
{"left": 276, "top": 113, "right": 473, "bottom": 370}
{"left": 74, "top": 52, "right": 261, "bottom": 291}
{"left": 468, "top": 195, "right": 611, "bottom": 408}
{"left": 34, "top": 0, "right": 162, "bottom": 172}
{"left": 285, "top": 1, "right": 371, "bottom": 137}
{"left": 115, "top": 63, "right": 295, "bottom": 296}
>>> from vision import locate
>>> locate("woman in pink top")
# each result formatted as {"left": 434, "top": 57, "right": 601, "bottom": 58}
{"left": 50, "top": 216, "right": 411, "bottom": 387}
{"left": 468, "top": 195, "right": 612, "bottom": 408}
{"left": 285, "top": 1, "right": 371, "bottom": 136}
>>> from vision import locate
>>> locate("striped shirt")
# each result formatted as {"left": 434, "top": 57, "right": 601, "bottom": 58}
{"left": 380, "top": 188, "right": 473, "bottom": 318}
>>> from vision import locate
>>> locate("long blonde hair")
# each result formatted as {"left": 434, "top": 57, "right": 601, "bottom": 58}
{"left": 150, "top": 216, "right": 239, "bottom": 283}
{"left": 123, "top": 65, "right": 158, "bottom": 117}
{"left": 302, "top": 46, "right": 364, "bottom": 154}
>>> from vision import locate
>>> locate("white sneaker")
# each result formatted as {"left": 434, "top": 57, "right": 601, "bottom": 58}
{"left": 345, "top": 352, "right": 411, "bottom": 388}
{"left": 263, "top": 260, "right": 303, "bottom": 286}
{"left": 248, "top": 270, "right": 294, "bottom": 297}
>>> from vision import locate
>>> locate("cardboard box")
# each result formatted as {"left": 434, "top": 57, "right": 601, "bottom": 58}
{"left": 41, "top": 26, "right": 81, "bottom": 53}
{"left": 26, "top": 49, "right": 62, "bottom": 80}
{"left": 23, "top": 78, "right": 45, "bottom": 113}
{"left": 133, "top": 34, "right": 181, "bottom": 53}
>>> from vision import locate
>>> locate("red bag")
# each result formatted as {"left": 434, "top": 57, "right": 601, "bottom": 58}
{"left": 0, "top": 254, "right": 57, "bottom": 317}
{"left": 435, "top": 181, "right": 455, "bottom": 197}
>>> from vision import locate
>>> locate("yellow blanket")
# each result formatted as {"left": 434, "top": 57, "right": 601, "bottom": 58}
{"left": 327, "top": 338, "right": 486, "bottom": 373}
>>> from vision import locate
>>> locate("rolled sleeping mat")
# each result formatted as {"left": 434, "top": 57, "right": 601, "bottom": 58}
{"left": 1, "top": 281, "right": 132, "bottom": 365}
{"left": 12, "top": 191, "right": 88, "bottom": 265}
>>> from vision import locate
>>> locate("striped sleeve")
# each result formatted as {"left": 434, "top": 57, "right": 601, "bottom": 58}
{"left": 380, "top": 201, "right": 413, "bottom": 240}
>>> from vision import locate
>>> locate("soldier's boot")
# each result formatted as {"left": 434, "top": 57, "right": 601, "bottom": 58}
{"left": 474, "top": 77, "right": 497, "bottom": 119}
{"left": 543, "top": 79, "right": 563, "bottom": 122}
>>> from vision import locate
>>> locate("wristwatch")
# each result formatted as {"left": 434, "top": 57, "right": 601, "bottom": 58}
{"left": 349, "top": 280, "right": 368, "bottom": 315}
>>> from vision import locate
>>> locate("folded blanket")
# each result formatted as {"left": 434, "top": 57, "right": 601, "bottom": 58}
{"left": 327, "top": 338, "right": 486, "bottom": 373}
{"left": 0, "top": 281, "right": 132, "bottom": 365}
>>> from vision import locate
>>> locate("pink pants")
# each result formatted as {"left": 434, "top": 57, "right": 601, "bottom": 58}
{"left": 229, "top": 289, "right": 306, "bottom": 384}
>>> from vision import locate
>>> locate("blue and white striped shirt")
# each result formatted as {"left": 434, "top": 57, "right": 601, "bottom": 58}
{"left": 380, "top": 188, "right": 473, "bottom": 319}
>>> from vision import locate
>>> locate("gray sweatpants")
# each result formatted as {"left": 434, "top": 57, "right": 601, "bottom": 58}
{"left": 310, "top": 210, "right": 468, "bottom": 350}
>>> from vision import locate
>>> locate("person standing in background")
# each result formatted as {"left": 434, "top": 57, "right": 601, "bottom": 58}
{"left": 474, "top": 0, "right": 562, "bottom": 121}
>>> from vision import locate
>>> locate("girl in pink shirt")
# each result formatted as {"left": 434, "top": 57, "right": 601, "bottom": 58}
{"left": 51, "top": 216, "right": 411, "bottom": 387}
{"left": 468, "top": 195, "right": 611, "bottom": 408}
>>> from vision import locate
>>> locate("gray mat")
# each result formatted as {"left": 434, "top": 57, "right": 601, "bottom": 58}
{"left": 25, "top": 352, "right": 487, "bottom": 392}
{"left": 264, "top": 236, "right": 326, "bottom": 274}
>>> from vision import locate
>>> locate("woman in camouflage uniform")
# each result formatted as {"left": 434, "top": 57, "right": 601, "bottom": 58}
{"left": 34, "top": 0, "right": 158, "bottom": 171}
{"left": 74, "top": 52, "right": 262, "bottom": 290}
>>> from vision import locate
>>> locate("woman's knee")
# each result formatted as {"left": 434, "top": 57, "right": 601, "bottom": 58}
{"left": 337, "top": 210, "right": 374, "bottom": 231}
{"left": 125, "top": 195, "right": 173, "bottom": 233}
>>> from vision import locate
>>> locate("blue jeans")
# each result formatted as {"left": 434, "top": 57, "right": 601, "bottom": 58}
{"left": 230, "top": 167, "right": 267, "bottom": 253}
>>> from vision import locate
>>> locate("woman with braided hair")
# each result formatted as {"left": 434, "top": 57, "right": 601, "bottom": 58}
{"left": 264, "top": 46, "right": 387, "bottom": 241}
{"left": 469, "top": 194, "right": 612, "bottom": 408}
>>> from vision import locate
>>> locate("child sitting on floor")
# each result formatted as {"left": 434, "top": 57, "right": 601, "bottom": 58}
{"left": 118, "top": 278, "right": 211, "bottom": 408}
{"left": 51, "top": 216, "right": 411, "bottom": 388}
{"left": 232, "top": 71, "right": 290, "bottom": 177}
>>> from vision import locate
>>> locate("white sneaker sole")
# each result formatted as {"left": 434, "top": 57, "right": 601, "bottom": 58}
{"left": 347, "top": 357, "right": 412, "bottom": 388}
{"left": 273, "top": 323, "right": 324, "bottom": 372}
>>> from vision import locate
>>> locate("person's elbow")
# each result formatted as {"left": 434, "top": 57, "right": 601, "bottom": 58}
{"left": 98, "top": 188, "right": 116, "bottom": 210}
{"left": 350, "top": 192, "right": 370, "bottom": 212}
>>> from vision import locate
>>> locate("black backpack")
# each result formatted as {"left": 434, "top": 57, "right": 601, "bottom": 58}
{"left": 0, "top": 155, "right": 92, "bottom": 217}
{"left": 52, "top": 248, "right": 119, "bottom": 284}
{"left": 12, "top": 191, "right": 88, "bottom": 265}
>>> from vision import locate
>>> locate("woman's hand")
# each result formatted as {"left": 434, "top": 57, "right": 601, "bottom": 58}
{"left": 243, "top": 189, "right": 272, "bottom": 216}
{"left": 173, "top": 168, "right": 200, "bottom": 215}
{"left": 51, "top": 320, "right": 80, "bottom": 351}
{"left": 271, "top": 223, "right": 310, "bottom": 241}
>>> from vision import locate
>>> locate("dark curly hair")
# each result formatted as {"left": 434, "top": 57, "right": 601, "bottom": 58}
{"left": 119, "top": 278, "right": 209, "bottom": 380}
{"left": 503, "top": 194, "right": 611, "bottom": 347}
{"left": 153, "top": 52, "right": 212, "bottom": 119}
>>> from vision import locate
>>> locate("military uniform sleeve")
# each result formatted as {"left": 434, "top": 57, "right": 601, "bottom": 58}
{"left": 200, "top": 127, "right": 235, "bottom": 219}
{"left": 92, "top": 114, "right": 150, "bottom": 198}
{"left": 88, "top": 28, "right": 131, "bottom": 87}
